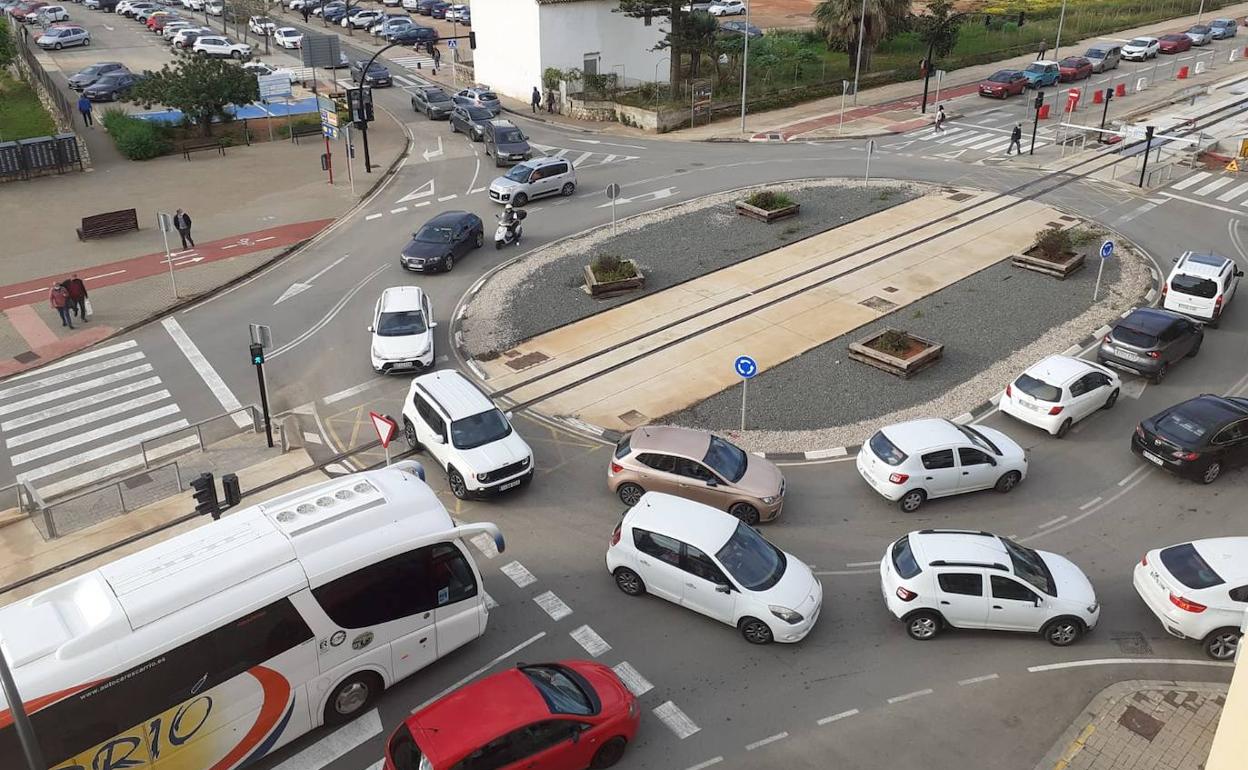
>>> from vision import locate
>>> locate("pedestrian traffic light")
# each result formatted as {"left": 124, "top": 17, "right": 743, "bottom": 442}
{"left": 468, "top": 31, "right": 476, "bottom": 50}
{"left": 250, "top": 342, "right": 264, "bottom": 366}
{"left": 1034, "top": 91, "right": 1044, "bottom": 110}
{"left": 222, "top": 473, "right": 242, "bottom": 508}
{"left": 191, "top": 472, "right": 220, "bottom": 518}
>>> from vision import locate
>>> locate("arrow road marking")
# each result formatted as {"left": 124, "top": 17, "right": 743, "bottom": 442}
{"left": 396, "top": 179, "right": 435, "bottom": 204}
{"left": 595, "top": 187, "right": 677, "bottom": 208}
{"left": 422, "top": 135, "right": 444, "bottom": 161}
{"left": 274, "top": 254, "right": 347, "bottom": 305}
{"left": 569, "top": 138, "right": 647, "bottom": 150}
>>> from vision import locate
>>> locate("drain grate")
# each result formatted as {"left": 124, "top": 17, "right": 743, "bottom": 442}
{"left": 618, "top": 410, "right": 648, "bottom": 426}
{"left": 13, "top": 351, "right": 39, "bottom": 364}
{"left": 859, "top": 296, "right": 898, "bottom": 312}
{"left": 1118, "top": 705, "right": 1164, "bottom": 741}
{"left": 948, "top": 192, "right": 974, "bottom": 202}
{"left": 882, "top": 286, "right": 899, "bottom": 293}
{"left": 505, "top": 352, "right": 550, "bottom": 370}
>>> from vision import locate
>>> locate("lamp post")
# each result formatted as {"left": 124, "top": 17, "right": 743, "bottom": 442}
{"left": 920, "top": 11, "right": 970, "bottom": 113}
{"left": 1197, "top": 0, "right": 1206, "bottom": 23}
{"left": 851, "top": 0, "right": 867, "bottom": 104}
{"left": 739, "top": 0, "right": 751, "bottom": 133}
{"left": 654, "top": 55, "right": 669, "bottom": 88}
{"left": 1052, "top": 0, "right": 1068, "bottom": 60}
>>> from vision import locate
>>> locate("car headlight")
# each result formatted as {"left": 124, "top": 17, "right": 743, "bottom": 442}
{"left": 1086, "top": 602, "right": 1100, "bottom": 614}
{"left": 769, "top": 605, "right": 803, "bottom": 624}
{"left": 476, "top": 472, "right": 489, "bottom": 481}
{"left": 761, "top": 495, "right": 776, "bottom": 505}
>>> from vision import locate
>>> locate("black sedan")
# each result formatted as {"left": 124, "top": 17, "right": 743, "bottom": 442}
{"left": 1132, "top": 394, "right": 1248, "bottom": 484}
{"left": 400, "top": 211, "right": 484, "bottom": 273}
{"left": 84, "top": 72, "right": 143, "bottom": 101}
{"left": 1096, "top": 307, "right": 1202, "bottom": 384}
{"left": 68, "top": 61, "right": 128, "bottom": 91}
{"left": 391, "top": 24, "right": 437, "bottom": 44}
{"left": 350, "top": 60, "right": 392, "bottom": 87}
{"left": 449, "top": 104, "right": 493, "bottom": 140}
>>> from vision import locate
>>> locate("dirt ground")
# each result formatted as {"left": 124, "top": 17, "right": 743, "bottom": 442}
{"left": 750, "top": 0, "right": 986, "bottom": 31}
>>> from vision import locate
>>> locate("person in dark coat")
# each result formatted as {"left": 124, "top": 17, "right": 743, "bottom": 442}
{"left": 1007, "top": 123, "right": 1023, "bottom": 155}
{"left": 1037, "top": 39, "right": 1048, "bottom": 60}
{"left": 173, "top": 208, "right": 194, "bottom": 250}
{"left": 531, "top": 86, "right": 541, "bottom": 113}
{"left": 66, "top": 274, "right": 89, "bottom": 321}
{"left": 301, "top": 4, "right": 309, "bottom": 22}
{"left": 78, "top": 95, "right": 93, "bottom": 127}
{"left": 545, "top": 89, "right": 555, "bottom": 113}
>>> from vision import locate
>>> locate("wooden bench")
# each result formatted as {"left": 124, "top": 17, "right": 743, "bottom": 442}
{"left": 291, "top": 123, "right": 322, "bottom": 144}
{"left": 77, "top": 209, "right": 139, "bottom": 241}
{"left": 182, "top": 140, "right": 226, "bottom": 160}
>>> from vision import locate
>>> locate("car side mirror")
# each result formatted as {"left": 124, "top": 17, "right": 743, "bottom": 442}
{"left": 1236, "top": 269, "right": 1245, "bottom": 277}
{"left": 715, "top": 583, "right": 732, "bottom": 594}
{"left": 504, "top": 410, "right": 514, "bottom": 421}
{"left": 705, "top": 478, "right": 718, "bottom": 487}
{"left": 987, "top": 457, "right": 997, "bottom": 466}
{"left": 429, "top": 321, "right": 438, "bottom": 328}
{"left": 366, "top": 325, "right": 374, "bottom": 333}
{"left": 1033, "top": 596, "right": 1043, "bottom": 607}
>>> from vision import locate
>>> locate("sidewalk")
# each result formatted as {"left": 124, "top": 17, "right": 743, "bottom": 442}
{"left": 1033, "top": 680, "right": 1228, "bottom": 770}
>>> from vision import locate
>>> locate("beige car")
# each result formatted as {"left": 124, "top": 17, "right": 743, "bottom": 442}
{"left": 608, "top": 425, "right": 785, "bottom": 524}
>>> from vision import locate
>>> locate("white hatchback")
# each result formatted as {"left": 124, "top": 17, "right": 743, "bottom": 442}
{"left": 880, "top": 529, "right": 1100, "bottom": 645}
{"left": 1133, "top": 538, "right": 1248, "bottom": 660}
{"left": 999, "top": 355, "right": 1121, "bottom": 437}
{"left": 273, "top": 27, "right": 302, "bottom": 48}
{"left": 369, "top": 286, "right": 435, "bottom": 374}
{"left": 708, "top": 0, "right": 744, "bottom": 15}
{"left": 857, "top": 419, "right": 1028, "bottom": 512}
{"left": 1162, "top": 252, "right": 1242, "bottom": 327}
{"left": 607, "top": 492, "right": 822, "bottom": 644}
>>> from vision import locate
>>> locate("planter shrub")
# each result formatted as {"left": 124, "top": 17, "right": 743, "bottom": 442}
{"left": 1032, "top": 226, "right": 1074, "bottom": 260}
{"left": 590, "top": 255, "right": 638, "bottom": 282}
{"left": 102, "top": 109, "right": 173, "bottom": 160}
{"left": 744, "top": 190, "right": 795, "bottom": 211}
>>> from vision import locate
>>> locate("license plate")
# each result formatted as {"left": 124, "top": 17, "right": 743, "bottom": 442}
{"left": 1116, "top": 350, "right": 1142, "bottom": 362}
{"left": 1142, "top": 451, "right": 1165, "bottom": 466}
{"left": 499, "top": 479, "right": 521, "bottom": 491}
{"left": 1022, "top": 400, "right": 1041, "bottom": 412}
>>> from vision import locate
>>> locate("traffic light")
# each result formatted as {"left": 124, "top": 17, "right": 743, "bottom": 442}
{"left": 191, "top": 472, "right": 220, "bottom": 518}
{"left": 250, "top": 342, "right": 264, "bottom": 366}
{"left": 222, "top": 473, "right": 242, "bottom": 508}
{"left": 468, "top": 31, "right": 476, "bottom": 50}
{"left": 1017, "top": 11, "right": 1025, "bottom": 26}
{"left": 1034, "top": 91, "right": 1045, "bottom": 110}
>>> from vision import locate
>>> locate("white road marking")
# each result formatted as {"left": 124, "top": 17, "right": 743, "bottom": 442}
{"left": 437, "top": 194, "right": 458, "bottom": 202}
{"left": 1035, "top": 515, "right": 1067, "bottom": 530}
{"left": 805, "top": 447, "right": 848, "bottom": 459}
{"left": 1216, "top": 181, "right": 1248, "bottom": 202}
{"left": 684, "top": 759, "right": 723, "bottom": 770}
{"left": 814, "top": 569, "right": 876, "bottom": 576}
{"left": 270, "top": 264, "right": 389, "bottom": 360}
{"left": 570, "top": 625, "right": 612, "bottom": 657}
{"left": 1170, "top": 171, "right": 1210, "bottom": 190}
{"left": 958, "top": 674, "right": 999, "bottom": 686}
{"left": 500, "top": 560, "right": 537, "bottom": 587}
{"left": 1027, "top": 658, "right": 1234, "bottom": 673}
{"left": 1079, "top": 496, "right": 1103, "bottom": 511}
{"left": 745, "top": 732, "right": 788, "bottom": 751}
{"left": 1158, "top": 191, "right": 1248, "bottom": 216}
{"left": 0, "top": 351, "right": 147, "bottom": 402}
{"left": 413, "top": 632, "right": 547, "bottom": 712}
{"left": 653, "top": 701, "right": 700, "bottom": 739}
{"left": 0, "top": 365, "right": 155, "bottom": 418}
{"left": 365, "top": 213, "right": 383, "bottom": 220}
{"left": 302, "top": 431, "right": 323, "bottom": 445}
{"left": 29, "top": 435, "right": 200, "bottom": 499}
{"left": 817, "top": 708, "right": 859, "bottom": 725}
{"left": 470, "top": 531, "right": 499, "bottom": 558}
{"left": 162, "top": 318, "right": 250, "bottom": 428}
{"left": 16, "top": 420, "right": 190, "bottom": 484}
{"left": 468, "top": 186, "right": 487, "bottom": 195}
{"left": 390, "top": 207, "right": 408, "bottom": 214}
{"left": 466, "top": 156, "right": 480, "bottom": 195}
{"left": 324, "top": 380, "right": 374, "bottom": 404}
{"left": 886, "top": 688, "right": 934, "bottom": 704}
{"left": 270, "top": 709, "right": 382, "bottom": 770}
{"left": 1, "top": 340, "right": 136, "bottom": 382}
{"left": 845, "top": 561, "right": 878, "bottom": 568}
{"left": 1, "top": 378, "right": 164, "bottom": 432}
{"left": 1118, "top": 465, "right": 1150, "bottom": 487}
{"left": 6, "top": 390, "right": 172, "bottom": 449}
{"left": 533, "top": 590, "right": 573, "bottom": 621}
{"left": 611, "top": 661, "right": 654, "bottom": 696}
{"left": 412, "top": 201, "right": 431, "bottom": 208}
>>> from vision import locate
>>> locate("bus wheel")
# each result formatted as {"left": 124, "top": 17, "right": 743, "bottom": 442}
{"left": 325, "top": 672, "right": 381, "bottom": 726}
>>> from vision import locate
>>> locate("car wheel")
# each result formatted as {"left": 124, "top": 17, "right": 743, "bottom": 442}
{"left": 54, "top": 42, "right": 62, "bottom": 49}
{"left": 561, "top": 182, "right": 575, "bottom": 196}
{"left": 739, "top": 617, "right": 773, "bottom": 645}
{"left": 1042, "top": 617, "right": 1083, "bottom": 646}
{"left": 613, "top": 567, "right": 645, "bottom": 596}
{"left": 729, "top": 502, "right": 760, "bottom": 525}
{"left": 616, "top": 482, "right": 644, "bottom": 506}
{"left": 1201, "top": 461, "right": 1222, "bottom": 485}
{"left": 1054, "top": 418, "right": 1073, "bottom": 439}
{"left": 323, "top": 672, "right": 381, "bottom": 726}
{"left": 448, "top": 468, "right": 470, "bottom": 499}
{"left": 1187, "top": 335, "right": 1203, "bottom": 357}
{"left": 590, "top": 737, "right": 628, "bottom": 769}
{"left": 473, "top": 231, "right": 483, "bottom": 248}
{"left": 403, "top": 418, "right": 420, "bottom": 451}
{"left": 1151, "top": 363, "right": 1169, "bottom": 384}
{"left": 512, "top": 192, "right": 528, "bottom": 206}
{"left": 495, "top": 240, "right": 503, "bottom": 250}
{"left": 898, "top": 489, "right": 926, "bottom": 513}
{"left": 906, "top": 611, "right": 941, "bottom": 641}
{"left": 1103, "top": 388, "right": 1119, "bottom": 410}
{"left": 449, "top": 120, "right": 457, "bottom": 133}
{"left": 1203, "top": 627, "right": 1241, "bottom": 660}
{"left": 442, "top": 253, "right": 454, "bottom": 272}
{"left": 994, "top": 470, "right": 1022, "bottom": 493}
{"left": 232, "top": 50, "right": 242, "bottom": 58}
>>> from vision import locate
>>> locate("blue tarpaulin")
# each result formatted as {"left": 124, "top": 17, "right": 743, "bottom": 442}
{"left": 132, "top": 96, "right": 321, "bottom": 124}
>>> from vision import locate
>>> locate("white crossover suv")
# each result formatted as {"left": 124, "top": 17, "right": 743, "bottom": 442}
{"left": 1133, "top": 538, "right": 1248, "bottom": 660}
{"left": 368, "top": 286, "right": 435, "bottom": 374}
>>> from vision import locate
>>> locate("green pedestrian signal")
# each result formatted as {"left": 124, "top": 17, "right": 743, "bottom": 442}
{"left": 250, "top": 342, "right": 265, "bottom": 366}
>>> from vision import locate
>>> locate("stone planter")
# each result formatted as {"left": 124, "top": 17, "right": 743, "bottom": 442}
{"left": 735, "top": 200, "right": 801, "bottom": 223}
{"left": 1012, "top": 247, "right": 1086, "bottom": 279}
{"left": 583, "top": 260, "right": 645, "bottom": 298}
{"left": 848, "top": 329, "right": 944, "bottom": 379}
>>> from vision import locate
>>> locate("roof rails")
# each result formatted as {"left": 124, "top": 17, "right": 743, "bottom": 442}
{"left": 917, "top": 529, "right": 994, "bottom": 537}
{"left": 929, "top": 560, "right": 1009, "bottom": 571}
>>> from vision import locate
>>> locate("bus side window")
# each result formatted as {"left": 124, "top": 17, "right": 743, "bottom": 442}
{"left": 431, "top": 543, "right": 478, "bottom": 606}
{"left": 313, "top": 549, "right": 437, "bottom": 628}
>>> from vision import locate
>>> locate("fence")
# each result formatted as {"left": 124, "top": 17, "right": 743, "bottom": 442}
{"left": 11, "top": 24, "right": 75, "bottom": 127}
{"left": 2, "top": 21, "right": 88, "bottom": 181}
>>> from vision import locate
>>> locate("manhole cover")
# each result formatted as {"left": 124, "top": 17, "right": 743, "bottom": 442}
{"left": 1110, "top": 631, "right": 1154, "bottom": 656}
{"left": 673, "top": 168, "right": 687, "bottom": 173}
{"left": 859, "top": 296, "right": 898, "bottom": 312}
{"left": 1118, "top": 704, "right": 1164, "bottom": 741}
{"left": 1046, "top": 221, "right": 1066, "bottom": 229}
{"left": 882, "top": 286, "right": 899, "bottom": 293}
{"left": 13, "top": 351, "right": 39, "bottom": 364}
{"left": 1059, "top": 214, "right": 1079, "bottom": 222}
{"left": 948, "top": 192, "right": 974, "bottom": 201}
{"left": 123, "top": 473, "right": 153, "bottom": 490}
{"left": 618, "top": 410, "right": 648, "bottom": 426}
{"left": 505, "top": 352, "right": 549, "bottom": 371}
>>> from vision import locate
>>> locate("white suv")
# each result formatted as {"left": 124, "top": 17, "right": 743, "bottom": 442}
{"left": 1161, "top": 251, "right": 1242, "bottom": 327}
{"left": 999, "top": 355, "right": 1121, "bottom": 437}
{"left": 401, "top": 370, "right": 533, "bottom": 499}
{"left": 193, "top": 35, "right": 251, "bottom": 59}
{"left": 607, "top": 492, "right": 822, "bottom": 644}
{"left": 369, "top": 286, "right": 435, "bottom": 374}
{"left": 1133, "top": 538, "right": 1248, "bottom": 660}
{"left": 857, "top": 419, "right": 1028, "bottom": 512}
{"left": 880, "top": 529, "right": 1100, "bottom": 646}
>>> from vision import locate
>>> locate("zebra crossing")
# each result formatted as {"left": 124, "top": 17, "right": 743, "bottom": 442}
{"left": 1166, "top": 171, "right": 1248, "bottom": 208}
{"left": 888, "top": 123, "right": 1053, "bottom": 157}
{"left": 0, "top": 340, "right": 200, "bottom": 499}
{"left": 529, "top": 142, "right": 640, "bottom": 169}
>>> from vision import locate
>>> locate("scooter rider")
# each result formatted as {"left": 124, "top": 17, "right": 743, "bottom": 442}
{"left": 495, "top": 203, "right": 526, "bottom": 248}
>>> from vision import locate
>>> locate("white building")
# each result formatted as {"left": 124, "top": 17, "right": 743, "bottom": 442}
{"left": 470, "top": 0, "right": 665, "bottom": 104}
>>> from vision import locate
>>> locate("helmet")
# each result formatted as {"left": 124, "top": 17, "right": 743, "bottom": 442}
{"left": 504, "top": 203, "right": 514, "bottom": 211}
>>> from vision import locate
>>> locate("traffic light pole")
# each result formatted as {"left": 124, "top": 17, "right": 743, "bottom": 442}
{"left": 250, "top": 343, "right": 273, "bottom": 448}
{"left": 1030, "top": 92, "right": 1044, "bottom": 155}
{"left": 1139, "top": 125, "right": 1155, "bottom": 188}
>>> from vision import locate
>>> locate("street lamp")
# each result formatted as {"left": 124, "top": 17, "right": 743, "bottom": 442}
{"left": 850, "top": 0, "right": 866, "bottom": 104}
{"left": 1052, "top": 0, "right": 1068, "bottom": 60}
{"left": 654, "top": 55, "right": 669, "bottom": 86}
{"left": 920, "top": 11, "right": 970, "bottom": 113}
{"left": 740, "top": 0, "right": 751, "bottom": 133}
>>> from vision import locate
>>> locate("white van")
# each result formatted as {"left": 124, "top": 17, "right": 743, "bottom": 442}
{"left": 1162, "top": 251, "right": 1242, "bottom": 327}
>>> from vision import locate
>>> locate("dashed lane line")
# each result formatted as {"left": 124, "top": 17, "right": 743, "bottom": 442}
{"left": 745, "top": 732, "right": 789, "bottom": 751}
{"left": 470, "top": 531, "right": 500, "bottom": 558}
{"left": 1079, "top": 496, "right": 1102, "bottom": 511}
{"left": 569, "top": 624, "right": 611, "bottom": 657}
{"left": 270, "top": 708, "right": 381, "bottom": 770}
{"left": 654, "top": 701, "right": 701, "bottom": 739}
{"left": 958, "top": 674, "right": 999, "bottom": 686}
{"left": 816, "top": 709, "right": 859, "bottom": 726}
{"left": 533, "top": 590, "right": 573, "bottom": 621}
{"left": 886, "top": 688, "right": 934, "bottom": 704}
{"left": 500, "top": 560, "right": 537, "bottom": 587}
{"left": 684, "top": 759, "right": 723, "bottom": 770}
{"left": 612, "top": 661, "right": 654, "bottom": 697}
{"left": 1035, "top": 515, "right": 1067, "bottom": 531}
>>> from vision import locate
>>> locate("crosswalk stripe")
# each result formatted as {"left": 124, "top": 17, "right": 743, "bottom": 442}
{"left": 5, "top": 390, "right": 172, "bottom": 449}
{"left": 552, "top": 148, "right": 569, "bottom": 158}
{"left": 602, "top": 154, "right": 619, "bottom": 163}
{"left": 1216, "top": 182, "right": 1248, "bottom": 202}
{"left": 0, "top": 364, "right": 155, "bottom": 418}
{"left": 1, "top": 377, "right": 164, "bottom": 432}
{"left": 1193, "top": 177, "right": 1233, "bottom": 196}
{"left": 952, "top": 132, "right": 989, "bottom": 146}
{"left": 11, "top": 403, "right": 182, "bottom": 465}
{"left": 1171, "top": 171, "right": 1211, "bottom": 191}
{"left": 1, "top": 340, "right": 137, "bottom": 383}
{"left": 32, "top": 436, "right": 201, "bottom": 500}
{"left": 969, "top": 135, "right": 1005, "bottom": 149}
{"left": 981, "top": 139, "right": 1013, "bottom": 153}
{"left": 933, "top": 131, "right": 968, "bottom": 144}
{"left": 569, "top": 151, "right": 593, "bottom": 167}
{"left": 16, "top": 420, "right": 190, "bottom": 484}
{"left": 0, "top": 351, "right": 146, "bottom": 402}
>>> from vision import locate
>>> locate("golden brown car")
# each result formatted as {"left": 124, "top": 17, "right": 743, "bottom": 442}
{"left": 607, "top": 425, "right": 785, "bottom": 524}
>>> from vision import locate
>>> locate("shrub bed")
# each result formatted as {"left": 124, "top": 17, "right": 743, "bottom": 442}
{"left": 101, "top": 110, "right": 173, "bottom": 160}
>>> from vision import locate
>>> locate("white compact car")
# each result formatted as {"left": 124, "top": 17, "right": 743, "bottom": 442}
{"left": 273, "top": 27, "right": 302, "bottom": 48}
{"left": 401, "top": 369, "right": 533, "bottom": 499}
{"left": 1133, "top": 538, "right": 1248, "bottom": 660}
{"left": 999, "top": 355, "right": 1121, "bottom": 437}
{"left": 708, "top": 0, "right": 745, "bottom": 15}
{"left": 857, "top": 419, "right": 1028, "bottom": 512}
{"left": 880, "top": 529, "right": 1100, "bottom": 645}
{"left": 369, "top": 286, "right": 435, "bottom": 374}
{"left": 607, "top": 492, "right": 822, "bottom": 644}
{"left": 1162, "top": 251, "right": 1242, "bottom": 327}
{"left": 1121, "top": 36, "right": 1160, "bottom": 60}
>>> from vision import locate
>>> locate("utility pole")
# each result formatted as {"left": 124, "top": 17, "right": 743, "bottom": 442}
{"left": 851, "top": 0, "right": 867, "bottom": 104}
{"left": 0, "top": 647, "right": 46, "bottom": 770}
{"left": 1097, "top": 86, "right": 1112, "bottom": 143}
{"left": 1052, "top": 0, "right": 1069, "bottom": 60}
{"left": 739, "top": 0, "right": 751, "bottom": 133}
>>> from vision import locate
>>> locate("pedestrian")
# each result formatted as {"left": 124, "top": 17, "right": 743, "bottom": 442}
{"left": 933, "top": 105, "right": 946, "bottom": 135}
{"left": 431, "top": 45, "right": 441, "bottom": 68}
{"left": 66, "top": 273, "right": 89, "bottom": 322}
{"left": 1007, "top": 122, "right": 1023, "bottom": 155}
{"left": 301, "top": 4, "right": 309, "bottom": 22}
{"left": 77, "top": 94, "right": 94, "bottom": 128}
{"left": 531, "top": 86, "right": 541, "bottom": 113}
{"left": 1037, "top": 39, "right": 1048, "bottom": 61}
{"left": 173, "top": 208, "right": 194, "bottom": 250}
{"left": 546, "top": 89, "right": 555, "bottom": 114}
{"left": 49, "top": 283, "right": 73, "bottom": 329}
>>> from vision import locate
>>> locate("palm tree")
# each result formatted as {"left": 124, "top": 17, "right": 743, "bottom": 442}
{"left": 813, "top": 0, "right": 911, "bottom": 73}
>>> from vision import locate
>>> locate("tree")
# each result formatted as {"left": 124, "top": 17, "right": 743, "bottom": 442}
{"left": 616, "top": 1, "right": 685, "bottom": 92}
{"left": 671, "top": 10, "right": 720, "bottom": 79}
{"left": 916, "top": 0, "right": 959, "bottom": 61}
{"left": 0, "top": 18, "right": 16, "bottom": 67}
{"left": 127, "top": 52, "right": 259, "bottom": 136}
{"left": 813, "top": 0, "right": 911, "bottom": 72}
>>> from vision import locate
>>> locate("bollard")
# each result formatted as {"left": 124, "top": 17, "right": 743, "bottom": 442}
{"left": 1038, "top": 104, "right": 1051, "bottom": 120}
{"left": 1177, "top": 65, "right": 1189, "bottom": 79}
{"left": 1243, "top": 45, "right": 1248, "bottom": 58}
{"left": 1232, "top": 49, "right": 1240, "bottom": 63}
{"left": 1093, "top": 89, "right": 1104, "bottom": 104}
{"left": 1136, "top": 76, "right": 1148, "bottom": 91}
{"left": 1196, "top": 61, "right": 1207, "bottom": 75}
{"left": 1116, "top": 82, "right": 1127, "bottom": 97}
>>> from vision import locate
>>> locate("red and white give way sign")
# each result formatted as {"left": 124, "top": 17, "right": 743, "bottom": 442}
{"left": 370, "top": 411, "right": 398, "bottom": 448}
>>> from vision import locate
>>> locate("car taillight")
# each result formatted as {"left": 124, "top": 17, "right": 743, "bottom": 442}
{"left": 1146, "top": 350, "right": 1161, "bottom": 359}
{"left": 1140, "top": 553, "right": 1148, "bottom": 566}
{"left": 1161, "top": 283, "right": 1168, "bottom": 296}
{"left": 1173, "top": 450, "right": 1199, "bottom": 461}
{"left": 1005, "top": 383, "right": 1013, "bottom": 398}
{"left": 1102, "top": 334, "right": 1112, "bottom": 344}
{"left": 888, "top": 472, "right": 909, "bottom": 484}
{"left": 1169, "top": 593, "right": 1207, "bottom": 613}
{"left": 1214, "top": 295, "right": 1224, "bottom": 314}
{"left": 896, "top": 586, "right": 917, "bottom": 602}
{"left": 610, "top": 522, "right": 621, "bottom": 546}
{"left": 609, "top": 462, "right": 623, "bottom": 474}
{"left": 1048, "top": 405, "right": 1064, "bottom": 415}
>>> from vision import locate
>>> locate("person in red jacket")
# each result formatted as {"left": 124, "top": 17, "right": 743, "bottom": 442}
{"left": 49, "top": 283, "right": 73, "bottom": 329}
{"left": 66, "top": 273, "right": 89, "bottom": 322}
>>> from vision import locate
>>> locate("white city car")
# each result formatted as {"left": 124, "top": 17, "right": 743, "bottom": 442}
{"left": 857, "top": 419, "right": 1028, "bottom": 512}
{"left": 193, "top": 35, "right": 250, "bottom": 59}
{"left": 999, "top": 355, "right": 1121, "bottom": 437}
{"left": 708, "top": 0, "right": 745, "bottom": 15}
{"left": 247, "top": 15, "right": 276, "bottom": 36}
{"left": 1133, "top": 538, "right": 1248, "bottom": 660}
{"left": 607, "top": 492, "right": 822, "bottom": 644}
{"left": 880, "top": 529, "right": 1099, "bottom": 645}
{"left": 273, "top": 26, "right": 302, "bottom": 48}
{"left": 369, "top": 286, "right": 435, "bottom": 374}
{"left": 1121, "top": 36, "right": 1160, "bottom": 60}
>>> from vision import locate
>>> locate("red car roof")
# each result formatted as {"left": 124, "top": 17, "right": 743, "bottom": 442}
{"left": 407, "top": 667, "right": 550, "bottom": 767}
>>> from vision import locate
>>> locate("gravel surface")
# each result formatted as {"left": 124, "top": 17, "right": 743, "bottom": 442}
{"left": 664, "top": 239, "right": 1153, "bottom": 454}
{"left": 460, "top": 179, "right": 921, "bottom": 357}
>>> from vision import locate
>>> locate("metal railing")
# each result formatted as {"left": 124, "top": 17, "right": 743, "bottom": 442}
{"left": 34, "top": 460, "right": 184, "bottom": 539}
{"left": 139, "top": 405, "right": 263, "bottom": 469}
{"left": 11, "top": 24, "right": 75, "bottom": 128}
{"left": 0, "top": 481, "right": 40, "bottom": 515}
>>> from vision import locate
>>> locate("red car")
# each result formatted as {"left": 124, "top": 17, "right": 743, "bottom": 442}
{"left": 9, "top": 1, "right": 49, "bottom": 21}
{"left": 385, "top": 661, "right": 640, "bottom": 770}
{"left": 978, "top": 69, "right": 1028, "bottom": 98}
{"left": 1159, "top": 33, "right": 1193, "bottom": 53}
{"left": 1058, "top": 56, "right": 1093, "bottom": 82}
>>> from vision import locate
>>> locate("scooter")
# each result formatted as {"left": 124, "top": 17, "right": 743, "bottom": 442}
{"left": 494, "top": 209, "right": 525, "bottom": 249}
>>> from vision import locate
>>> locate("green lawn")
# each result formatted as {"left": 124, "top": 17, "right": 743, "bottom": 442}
{"left": 0, "top": 72, "right": 58, "bottom": 142}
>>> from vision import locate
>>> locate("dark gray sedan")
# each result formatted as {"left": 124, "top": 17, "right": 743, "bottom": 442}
{"left": 400, "top": 210, "right": 484, "bottom": 273}
{"left": 411, "top": 86, "right": 454, "bottom": 119}
{"left": 1097, "top": 307, "right": 1203, "bottom": 384}
{"left": 449, "top": 104, "right": 492, "bottom": 140}
{"left": 68, "top": 61, "right": 127, "bottom": 90}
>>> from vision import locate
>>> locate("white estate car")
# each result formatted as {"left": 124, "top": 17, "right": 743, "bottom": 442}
{"left": 999, "top": 355, "right": 1121, "bottom": 437}
{"left": 369, "top": 286, "right": 435, "bottom": 374}
{"left": 344, "top": 8, "right": 383, "bottom": 28}
{"left": 402, "top": 369, "right": 533, "bottom": 499}
{"left": 247, "top": 15, "right": 276, "bottom": 35}
{"left": 193, "top": 35, "right": 251, "bottom": 59}
{"left": 708, "top": 0, "right": 745, "bottom": 15}
{"left": 857, "top": 419, "right": 1028, "bottom": 512}
{"left": 880, "top": 529, "right": 1100, "bottom": 646}
{"left": 273, "top": 26, "right": 302, "bottom": 48}
{"left": 1121, "top": 36, "right": 1160, "bottom": 60}
{"left": 1162, "top": 252, "right": 1243, "bottom": 327}
{"left": 1134, "top": 538, "right": 1248, "bottom": 660}
{"left": 607, "top": 492, "right": 822, "bottom": 644}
